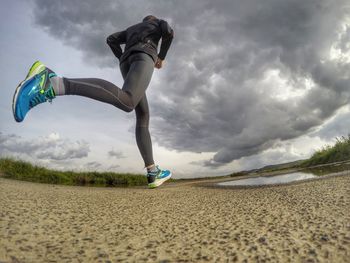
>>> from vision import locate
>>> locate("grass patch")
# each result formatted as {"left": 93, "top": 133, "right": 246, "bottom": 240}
{"left": 0, "top": 158, "right": 147, "bottom": 187}
{"left": 302, "top": 135, "right": 350, "bottom": 167}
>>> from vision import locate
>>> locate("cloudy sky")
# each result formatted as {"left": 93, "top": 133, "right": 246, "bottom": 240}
{"left": 1, "top": 0, "right": 350, "bottom": 178}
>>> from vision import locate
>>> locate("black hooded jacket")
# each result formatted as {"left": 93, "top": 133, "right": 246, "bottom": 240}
{"left": 106, "top": 19, "right": 174, "bottom": 63}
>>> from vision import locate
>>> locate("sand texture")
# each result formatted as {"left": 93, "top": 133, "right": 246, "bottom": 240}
{"left": 0, "top": 174, "right": 349, "bottom": 263}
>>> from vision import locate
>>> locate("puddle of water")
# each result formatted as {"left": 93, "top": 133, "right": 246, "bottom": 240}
{"left": 218, "top": 161, "right": 350, "bottom": 187}
{"left": 218, "top": 172, "right": 316, "bottom": 187}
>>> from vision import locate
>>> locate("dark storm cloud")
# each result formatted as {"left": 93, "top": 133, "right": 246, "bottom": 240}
{"left": 32, "top": 0, "right": 350, "bottom": 166}
{"left": 0, "top": 132, "right": 90, "bottom": 160}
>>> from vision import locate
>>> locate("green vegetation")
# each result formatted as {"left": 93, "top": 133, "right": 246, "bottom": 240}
{"left": 302, "top": 135, "right": 350, "bottom": 167}
{"left": 0, "top": 158, "right": 148, "bottom": 187}
{"left": 229, "top": 171, "right": 250, "bottom": 177}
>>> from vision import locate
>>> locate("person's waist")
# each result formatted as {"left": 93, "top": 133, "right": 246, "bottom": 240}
{"left": 120, "top": 47, "right": 157, "bottom": 63}
{"left": 126, "top": 39, "right": 157, "bottom": 51}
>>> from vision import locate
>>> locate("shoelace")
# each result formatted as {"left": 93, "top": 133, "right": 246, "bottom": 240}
{"left": 147, "top": 165, "right": 161, "bottom": 176}
{"left": 29, "top": 89, "right": 53, "bottom": 108}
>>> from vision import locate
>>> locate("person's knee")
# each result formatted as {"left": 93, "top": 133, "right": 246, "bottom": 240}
{"left": 119, "top": 100, "right": 136, "bottom": 112}
{"left": 116, "top": 104, "right": 134, "bottom": 113}
{"left": 124, "top": 107, "right": 134, "bottom": 113}
{"left": 122, "top": 94, "right": 139, "bottom": 112}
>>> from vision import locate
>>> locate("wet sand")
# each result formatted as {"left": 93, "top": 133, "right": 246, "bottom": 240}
{"left": 0, "top": 174, "right": 349, "bottom": 262}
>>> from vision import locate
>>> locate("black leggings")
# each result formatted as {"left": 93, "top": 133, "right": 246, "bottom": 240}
{"left": 63, "top": 52, "right": 155, "bottom": 166}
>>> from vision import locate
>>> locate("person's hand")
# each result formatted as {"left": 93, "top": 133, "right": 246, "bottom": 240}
{"left": 155, "top": 58, "right": 163, "bottom": 69}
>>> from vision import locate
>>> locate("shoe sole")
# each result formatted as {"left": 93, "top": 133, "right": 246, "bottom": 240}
{"left": 148, "top": 172, "right": 172, "bottom": 189}
{"left": 12, "top": 80, "right": 28, "bottom": 122}
{"left": 12, "top": 61, "right": 45, "bottom": 122}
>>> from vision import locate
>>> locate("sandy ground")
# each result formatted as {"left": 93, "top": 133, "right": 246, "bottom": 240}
{"left": 0, "top": 174, "right": 349, "bottom": 263}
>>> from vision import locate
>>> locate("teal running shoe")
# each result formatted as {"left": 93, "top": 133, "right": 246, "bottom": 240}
{"left": 147, "top": 165, "right": 172, "bottom": 189}
{"left": 12, "top": 61, "right": 57, "bottom": 122}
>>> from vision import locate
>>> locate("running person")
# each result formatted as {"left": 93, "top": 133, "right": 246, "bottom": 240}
{"left": 12, "top": 15, "right": 174, "bottom": 188}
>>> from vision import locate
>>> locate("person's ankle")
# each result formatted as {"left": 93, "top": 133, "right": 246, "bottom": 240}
{"left": 147, "top": 164, "right": 158, "bottom": 173}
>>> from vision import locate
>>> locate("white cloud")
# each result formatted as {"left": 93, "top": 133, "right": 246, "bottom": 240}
{"left": 0, "top": 132, "right": 90, "bottom": 161}
{"left": 108, "top": 149, "right": 125, "bottom": 159}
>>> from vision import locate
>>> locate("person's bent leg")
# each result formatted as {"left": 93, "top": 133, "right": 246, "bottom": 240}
{"left": 135, "top": 95, "right": 154, "bottom": 167}
{"left": 53, "top": 53, "right": 155, "bottom": 113}
{"left": 62, "top": 77, "right": 134, "bottom": 112}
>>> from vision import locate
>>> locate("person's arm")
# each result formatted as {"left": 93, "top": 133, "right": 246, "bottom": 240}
{"left": 106, "top": 30, "right": 127, "bottom": 59}
{"left": 158, "top": 20, "right": 174, "bottom": 61}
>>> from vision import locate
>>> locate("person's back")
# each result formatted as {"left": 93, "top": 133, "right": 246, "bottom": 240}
{"left": 107, "top": 15, "right": 173, "bottom": 67}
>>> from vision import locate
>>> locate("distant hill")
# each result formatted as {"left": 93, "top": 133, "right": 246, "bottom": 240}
{"left": 259, "top": 160, "right": 305, "bottom": 172}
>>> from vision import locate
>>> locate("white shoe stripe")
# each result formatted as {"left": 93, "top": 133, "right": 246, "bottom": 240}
{"left": 153, "top": 173, "right": 172, "bottom": 187}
